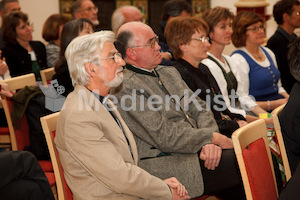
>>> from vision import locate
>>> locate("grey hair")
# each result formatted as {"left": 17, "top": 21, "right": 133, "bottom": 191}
{"left": 0, "top": 0, "right": 19, "bottom": 12}
{"left": 65, "top": 31, "right": 116, "bottom": 86}
{"left": 111, "top": 6, "right": 141, "bottom": 34}
{"left": 111, "top": 7, "right": 125, "bottom": 34}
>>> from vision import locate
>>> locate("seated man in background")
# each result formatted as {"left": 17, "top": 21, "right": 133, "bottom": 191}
{"left": 111, "top": 5, "right": 174, "bottom": 63}
{"left": 55, "top": 31, "right": 190, "bottom": 200}
{"left": 114, "top": 21, "right": 244, "bottom": 199}
{"left": 71, "top": 0, "right": 99, "bottom": 27}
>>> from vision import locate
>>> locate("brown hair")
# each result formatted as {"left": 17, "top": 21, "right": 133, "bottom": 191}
{"left": 42, "top": 14, "right": 70, "bottom": 42}
{"left": 2, "top": 11, "right": 28, "bottom": 44}
{"left": 201, "top": 6, "right": 234, "bottom": 34}
{"left": 164, "top": 16, "right": 209, "bottom": 60}
{"left": 231, "top": 11, "right": 265, "bottom": 47}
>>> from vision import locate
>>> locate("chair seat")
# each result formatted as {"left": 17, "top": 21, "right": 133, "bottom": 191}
{"left": 39, "top": 160, "right": 54, "bottom": 172}
{"left": 45, "top": 172, "right": 56, "bottom": 186}
{"left": 0, "top": 127, "right": 9, "bottom": 135}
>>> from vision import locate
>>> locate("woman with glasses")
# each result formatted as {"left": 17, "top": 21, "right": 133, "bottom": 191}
{"left": 201, "top": 7, "right": 272, "bottom": 124}
{"left": 1, "top": 11, "right": 47, "bottom": 82}
{"left": 165, "top": 16, "right": 247, "bottom": 138}
{"left": 231, "top": 11, "right": 289, "bottom": 112}
{"left": 52, "top": 18, "right": 94, "bottom": 97}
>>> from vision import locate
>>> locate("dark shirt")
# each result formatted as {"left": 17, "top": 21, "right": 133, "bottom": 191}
{"left": 173, "top": 58, "right": 245, "bottom": 137}
{"left": 267, "top": 26, "right": 298, "bottom": 93}
{"left": 2, "top": 41, "right": 47, "bottom": 78}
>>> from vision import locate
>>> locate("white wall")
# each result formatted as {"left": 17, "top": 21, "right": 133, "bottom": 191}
{"left": 19, "top": 0, "right": 59, "bottom": 43}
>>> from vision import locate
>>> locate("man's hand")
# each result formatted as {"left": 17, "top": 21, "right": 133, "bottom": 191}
{"left": 163, "top": 177, "right": 191, "bottom": 200}
{"left": 211, "top": 132, "right": 233, "bottom": 149}
{"left": 199, "top": 144, "right": 222, "bottom": 170}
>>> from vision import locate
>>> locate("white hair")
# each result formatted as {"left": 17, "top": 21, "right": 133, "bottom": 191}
{"left": 111, "top": 5, "right": 141, "bottom": 34}
{"left": 65, "top": 31, "right": 115, "bottom": 86}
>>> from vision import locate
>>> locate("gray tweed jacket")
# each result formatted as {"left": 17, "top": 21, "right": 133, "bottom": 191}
{"left": 112, "top": 64, "right": 219, "bottom": 198}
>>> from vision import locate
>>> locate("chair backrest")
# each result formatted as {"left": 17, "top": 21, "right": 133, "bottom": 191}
{"left": 1, "top": 73, "right": 36, "bottom": 150}
{"left": 271, "top": 103, "right": 291, "bottom": 181}
{"left": 40, "top": 68, "right": 55, "bottom": 85}
{"left": 232, "top": 119, "right": 278, "bottom": 200}
{"left": 40, "top": 112, "right": 73, "bottom": 200}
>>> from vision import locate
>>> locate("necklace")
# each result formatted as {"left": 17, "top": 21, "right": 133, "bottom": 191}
{"left": 247, "top": 48, "right": 263, "bottom": 60}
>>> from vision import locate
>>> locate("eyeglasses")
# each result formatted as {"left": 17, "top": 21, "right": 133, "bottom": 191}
{"left": 84, "top": 6, "right": 98, "bottom": 12}
{"left": 246, "top": 24, "right": 265, "bottom": 32}
{"left": 100, "top": 52, "right": 123, "bottom": 63}
{"left": 129, "top": 36, "right": 159, "bottom": 49}
{"left": 191, "top": 36, "right": 209, "bottom": 43}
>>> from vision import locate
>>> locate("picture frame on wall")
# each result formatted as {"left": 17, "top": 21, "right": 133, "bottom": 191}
{"left": 116, "top": 0, "right": 131, "bottom": 8}
{"left": 192, "top": 0, "right": 210, "bottom": 15}
{"left": 60, "top": 0, "right": 74, "bottom": 19}
{"left": 133, "top": 0, "right": 148, "bottom": 21}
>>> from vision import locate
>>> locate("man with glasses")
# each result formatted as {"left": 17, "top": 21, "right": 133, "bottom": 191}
{"left": 55, "top": 31, "right": 190, "bottom": 200}
{"left": 114, "top": 22, "right": 245, "bottom": 199}
{"left": 267, "top": 0, "right": 300, "bottom": 93}
{"left": 71, "top": 0, "right": 99, "bottom": 26}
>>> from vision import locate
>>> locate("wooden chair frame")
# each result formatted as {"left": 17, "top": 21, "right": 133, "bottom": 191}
{"left": 232, "top": 119, "right": 279, "bottom": 200}
{"left": 41, "top": 112, "right": 67, "bottom": 200}
{"left": 40, "top": 68, "right": 55, "bottom": 85}
{"left": 1, "top": 73, "right": 36, "bottom": 150}
{"left": 271, "top": 103, "right": 291, "bottom": 181}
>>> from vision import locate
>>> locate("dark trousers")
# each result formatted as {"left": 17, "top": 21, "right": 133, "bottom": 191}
{"left": 200, "top": 149, "right": 246, "bottom": 200}
{"left": 279, "top": 163, "right": 300, "bottom": 199}
{"left": 0, "top": 151, "right": 54, "bottom": 200}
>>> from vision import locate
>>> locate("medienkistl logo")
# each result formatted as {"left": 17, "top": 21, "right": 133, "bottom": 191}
{"left": 39, "top": 80, "right": 66, "bottom": 112}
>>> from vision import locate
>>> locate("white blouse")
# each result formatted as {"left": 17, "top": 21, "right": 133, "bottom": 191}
{"left": 202, "top": 52, "right": 247, "bottom": 117}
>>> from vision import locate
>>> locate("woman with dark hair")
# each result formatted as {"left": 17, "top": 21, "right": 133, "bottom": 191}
{"left": 231, "top": 11, "right": 289, "bottom": 112}
{"left": 1, "top": 11, "right": 47, "bottom": 81}
{"left": 52, "top": 18, "right": 94, "bottom": 97}
{"left": 42, "top": 14, "right": 70, "bottom": 68}
{"left": 165, "top": 16, "right": 247, "bottom": 138}
{"left": 279, "top": 37, "right": 300, "bottom": 174}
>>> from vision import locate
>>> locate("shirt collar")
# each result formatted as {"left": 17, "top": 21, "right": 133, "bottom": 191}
{"left": 277, "top": 26, "right": 297, "bottom": 42}
{"left": 125, "top": 63, "right": 159, "bottom": 77}
{"left": 85, "top": 86, "right": 105, "bottom": 103}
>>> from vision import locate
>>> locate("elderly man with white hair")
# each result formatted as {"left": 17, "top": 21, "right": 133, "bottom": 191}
{"left": 54, "top": 31, "right": 190, "bottom": 200}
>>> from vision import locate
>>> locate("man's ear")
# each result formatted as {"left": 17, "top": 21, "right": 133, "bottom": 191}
{"left": 126, "top": 48, "right": 136, "bottom": 60}
{"left": 85, "top": 63, "right": 96, "bottom": 77}
{"left": 282, "top": 12, "right": 289, "bottom": 22}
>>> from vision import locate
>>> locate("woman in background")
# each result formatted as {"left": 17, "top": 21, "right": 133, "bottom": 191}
{"left": 231, "top": 11, "right": 288, "bottom": 112}
{"left": 201, "top": 7, "right": 271, "bottom": 124}
{"left": 1, "top": 11, "right": 47, "bottom": 81}
{"left": 52, "top": 18, "right": 94, "bottom": 97}
{"left": 42, "top": 14, "right": 69, "bottom": 68}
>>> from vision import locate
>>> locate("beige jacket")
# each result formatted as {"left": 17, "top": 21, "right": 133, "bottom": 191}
{"left": 55, "top": 85, "right": 171, "bottom": 200}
